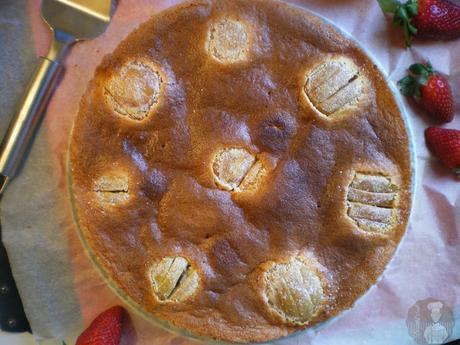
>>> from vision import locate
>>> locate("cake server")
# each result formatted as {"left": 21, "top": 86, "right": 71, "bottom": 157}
{"left": 0, "top": 0, "right": 113, "bottom": 195}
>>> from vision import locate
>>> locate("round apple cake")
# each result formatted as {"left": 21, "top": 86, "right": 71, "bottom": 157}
{"left": 69, "top": 0, "right": 413, "bottom": 342}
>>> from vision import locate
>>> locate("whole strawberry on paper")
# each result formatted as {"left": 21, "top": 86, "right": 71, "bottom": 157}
{"left": 0, "top": 1, "right": 458, "bottom": 345}
{"left": 378, "top": 0, "right": 460, "bottom": 45}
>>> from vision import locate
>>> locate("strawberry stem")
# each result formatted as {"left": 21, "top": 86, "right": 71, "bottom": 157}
{"left": 398, "top": 62, "right": 434, "bottom": 102}
{"left": 378, "top": 0, "right": 400, "bottom": 12}
{"left": 378, "top": 0, "right": 419, "bottom": 46}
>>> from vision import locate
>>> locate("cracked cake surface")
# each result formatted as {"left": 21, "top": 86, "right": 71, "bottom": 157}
{"left": 69, "top": 0, "right": 412, "bottom": 343}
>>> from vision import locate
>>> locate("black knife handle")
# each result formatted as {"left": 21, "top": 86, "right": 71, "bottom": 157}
{"left": 0, "top": 222, "right": 30, "bottom": 333}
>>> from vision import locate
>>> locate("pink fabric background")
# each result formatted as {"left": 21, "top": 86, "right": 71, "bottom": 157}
{"left": 20, "top": 0, "right": 459, "bottom": 344}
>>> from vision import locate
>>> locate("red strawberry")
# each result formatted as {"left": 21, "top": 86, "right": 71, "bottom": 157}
{"left": 398, "top": 62, "right": 454, "bottom": 123}
{"left": 425, "top": 127, "right": 460, "bottom": 176}
{"left": 378, "top": 0, "right": 460, "bottom": 45}
{"left": 76, "top": 306, "right": 125, "bottom": 345}
{"left": 415, "top": 0, "right": 460, "bottom": 39}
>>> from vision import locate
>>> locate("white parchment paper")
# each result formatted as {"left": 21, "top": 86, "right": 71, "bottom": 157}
{"left": 1, "top": 0, "right": 459, "bottom": 344}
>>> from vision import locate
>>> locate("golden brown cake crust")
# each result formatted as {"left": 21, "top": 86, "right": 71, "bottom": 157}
{"left": 69, "top": 0, "right": 412, "bottom": 342}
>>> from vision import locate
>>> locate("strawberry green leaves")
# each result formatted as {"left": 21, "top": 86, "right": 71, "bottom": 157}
{"left": 398, "top": 75, "right": 420, "bottom": 100}
{"left": 378, "top": 0, "right": 400, "bottom": 12}
{"left": 398, "top": 62, "right": 433, "bottom": 101}
{"left": 378, "top": 0, "right": 419, "bottom": 46}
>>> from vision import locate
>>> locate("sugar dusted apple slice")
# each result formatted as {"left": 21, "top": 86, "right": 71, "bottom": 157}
{"left": 350, "top": 173, "right": 397, "bottom": 193}
{"left": 206, "top": 17, "right": 250, "bottom": 63}
{"left": 94, "top": 172, "right": 130, "bottom": 205}
{"left": 149, "top": 256, "right": 199, "bottom": 303}
{"left": 348, "top": 203, "right": 393, "bottom": 223}
{"left": 262, "top": 256, "right": 325, "bottom": 325}
{"left": 212, "top": 148, "right": 255, "bottom": 191}
{"left": 305, "top": 56, "right": 365, "bottom": 116}
{"left": 211, "top": 148, "right": 266, "bottom": 192}
{"left": 105, "top": 59, "right": 163, "bottom": 121}
{"left": 347, "top": 188, "right": 396, "bottom": 208}
{"left": 239, "top": 160, "right": 267, "bottom": 191}
{"left": 346, "top": 172, "right": 399, "bottom": 234}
